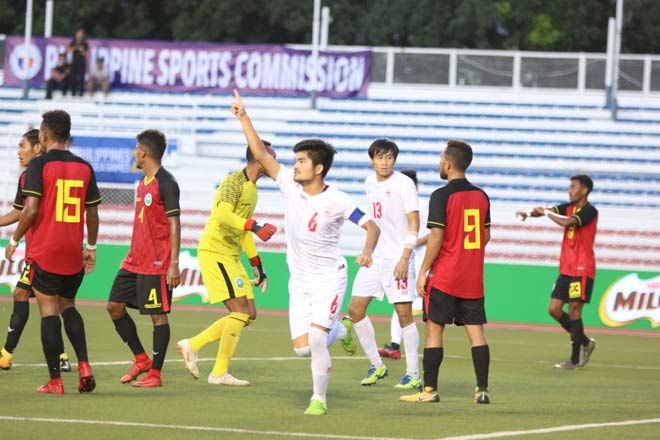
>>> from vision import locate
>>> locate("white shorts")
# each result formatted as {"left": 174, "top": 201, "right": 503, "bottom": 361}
{"left": 352, "top": 258, "right": 417, "bottom": 304}
{"left": 288, "top": 266, "right": 348, "bottom": 340}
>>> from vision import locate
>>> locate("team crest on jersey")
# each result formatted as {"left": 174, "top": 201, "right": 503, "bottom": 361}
{"left": 235, "top": 277, "right": 244, "bottom": 288}
{"left": 385, "top": 189, "right": 392, "bottom": 197}
{"left": 144, "top": 193, "right": 153, "bottom": 206}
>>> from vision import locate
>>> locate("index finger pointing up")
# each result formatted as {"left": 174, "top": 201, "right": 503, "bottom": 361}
{"left": 233, "top": 88, "right": 241, "bottom": 100}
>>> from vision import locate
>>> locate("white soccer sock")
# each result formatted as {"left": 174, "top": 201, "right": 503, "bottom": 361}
{"left": 294, "top": 346, "right": 311, "bottom": 357}
{"left": 326, "top": 320, "right": 347, "bottom": 346}
{"left": 401, "top": 322, "right": 420, "bottom": 379}
{"left": 353, "top": 316, "right": 382, "bottom": 367}
{"left": 390, "top": 312, "right": 402, "bottom": 345}
{"left": 308, "top": 327, "right": 331, "bottom": 403}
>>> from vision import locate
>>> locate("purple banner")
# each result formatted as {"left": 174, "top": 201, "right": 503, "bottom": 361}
{"left": 3, "top": 36, "right": 371, "bottom": 98}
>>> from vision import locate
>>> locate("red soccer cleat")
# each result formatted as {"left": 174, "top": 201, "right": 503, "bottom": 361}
{"left": 378, "top": 343, "right": 401, "bottom": 360}
{"left": 132, "top": 371, "right": 162, "bottom": 388}
{"left": 77, "top": 360, "right": 96, "bottom": 393}
{"left": 120, "top": 358, "right": 153, "bottom": 383}
{"left": 37, "top": 377, "right": 64, "bottom": 395}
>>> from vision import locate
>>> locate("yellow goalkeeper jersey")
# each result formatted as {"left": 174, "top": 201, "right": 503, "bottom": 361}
{"left": 198, "top": 169, "right": 258, "bottom": 257}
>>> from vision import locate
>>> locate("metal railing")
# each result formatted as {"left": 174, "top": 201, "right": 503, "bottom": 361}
{"left": 369, "top": 47, "right": 659, "bottom": 93}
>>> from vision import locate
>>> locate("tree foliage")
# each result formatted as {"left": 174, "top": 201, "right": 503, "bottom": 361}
{"left": 0, "top": 0, "right": 658, "bottom": 53}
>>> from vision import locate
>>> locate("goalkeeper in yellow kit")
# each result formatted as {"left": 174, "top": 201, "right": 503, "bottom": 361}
{"left": 176, "top": 142, "right": 278, "bottom": 385}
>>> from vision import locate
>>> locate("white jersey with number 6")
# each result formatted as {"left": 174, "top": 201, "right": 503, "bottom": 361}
{"left": 365, "top": 171, "right": 419, "bottom": 259}
{"left": 275, "top": 165, "right": 370, "bottom": 279}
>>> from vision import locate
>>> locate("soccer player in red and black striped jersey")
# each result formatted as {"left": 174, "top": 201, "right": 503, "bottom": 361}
{"left": 516, "top": 175, "right": 598, "bottom": 369}
{"left": 107, "top": 129, "right": 181, "bottom": 388}
{"left": 5, "top": 111, "right": 101, "bottom": 394}
{"left": 400, "top": 140, "right": 492, "bottom": 405}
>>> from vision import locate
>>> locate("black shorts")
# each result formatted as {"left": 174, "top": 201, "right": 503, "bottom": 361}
{"left": 109, "top": 269, "right": 172, "bottom": 315}
{"left": 551, "top": 275, "right": 594, "bottom": 303}
{"left": 29, "top": 261, "right": 84, "bottom": 298}
{"left": 424, "top": 287, "right": 487, "bottom": 326}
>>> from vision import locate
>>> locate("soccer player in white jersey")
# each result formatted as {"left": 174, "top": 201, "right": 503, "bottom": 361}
{"left": 379, "top": 169, "right": 428, "bottom": 360}
{"left": 347, "top": 140, "right": 422, "bottom": 390}
{"left": 230, "top": 90, "right": 380, "bottom": 416}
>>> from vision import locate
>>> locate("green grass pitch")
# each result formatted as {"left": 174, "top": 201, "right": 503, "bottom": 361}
{"left": 1, "top": 301, "right": 659, "bottom": 440}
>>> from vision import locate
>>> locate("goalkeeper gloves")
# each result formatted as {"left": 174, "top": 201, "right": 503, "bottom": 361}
{"left": 249, "top": 256, "right": 268, "bottom": 293}
{"left": 244, "top": 218, "right": 277, "bottom": 242}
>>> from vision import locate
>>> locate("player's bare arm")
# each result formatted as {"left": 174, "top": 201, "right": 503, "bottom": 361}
{"left": 355, "top": 219, "right": 380, "bottom": 268}
{"left": 394, "top": 210, "right": 420, "bottom": 280}
{"left": 167, "top": 215, "right": 181, "bottom": 289}
{"left": 0, "top": 209, "right": 20, "bottom": 227}
{"left": 231, "top": 89, "right": 280, "bottom": 179}
{"left": 516, "top": 206, "right": 545, "bottom": 221}
{"left": 546, "top": 210, "right": 578, "bottom": 229}
{"left": 5, "top": 196, "right": 39, "bottom": 262}
{"left": 83, "top": 205, "right": 99, "bottom": 274}
{"left": 416, "top": 227, "right": 444, "bottom": 296}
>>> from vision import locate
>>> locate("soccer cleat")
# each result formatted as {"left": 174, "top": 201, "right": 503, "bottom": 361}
{"left": 474, "top": 387, "right": 491, "bottom": 404}
{"left": 120, "top": 358, "right": 153, "bottom": 383}
{"left": 37, "top": 378, "right": 64, "bottom": 395}
{"left": 553, "top": 360, "right": 580, "bottom": 370}
{"left": 77, "top": 360, "right": 96, "bottom": 393}
{"left": 394, "top": 375, "right": 422, "bottom": 390}
{"left": 339, "top": 317, "right": 357, "bottom": 356}
{"left": 176, "top": 339, "right": 199, "bottom": 379}
{"left": 59, "top": 353, "right": 71, "bottom": 373}
{"left": 580, "top": 338, "right": 597, "bottom": 367}
{"left": 360, "top": 364, "right": 388, "bottom": 386}
{"left": 378, "top": 343, "right": 401, "bottom": 360}
{"left": 400, "top": 386, "right": 440, "bottom": 403}
{"left": 304, "top": 399, "right": 328, "bottom": 416}
{"left": 0, "top": 347, "right": 13, "bottom": 370}
{"left": 132, "top": 372, "right": 163, "bottom": 388}
{"left": 208, "top": 372, "right": 250, "bottom": 386}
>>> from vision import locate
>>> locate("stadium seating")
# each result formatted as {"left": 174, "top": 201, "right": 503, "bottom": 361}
{"left": 0, "top": 85, "right": 658, "bottom": 272}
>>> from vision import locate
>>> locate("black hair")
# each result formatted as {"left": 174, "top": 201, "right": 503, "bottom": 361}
{"left": 400, "top": 168, "right": 418, "bottom": 186}
{"left": 444, "top": 139, "right": 473, "bottom": 172}
{"left": 368, "top": 138, "right": 399, "bottom": 160}
{"left": 293, "top": 139, "right": 336, "bottom": 178}
{"left": 41, "top": 110, "right": 71, "bottom": 143}
{"left": 136, "top": 129, "right": 167, "bottom": 159}
{"left": 246, "top": 140, "right": 271, "bottom": 162}
{"left": 22, "top": 129, "right": 40, "bottom": 147}
{"left": 571, "top": 174, "right": 594, "bottom": 194}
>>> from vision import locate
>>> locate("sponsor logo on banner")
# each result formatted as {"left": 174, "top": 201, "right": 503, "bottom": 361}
{"left": 0, "top": 246, "right": 28, "bottom": 288}
{"left": 173, "top": 250, "right": 208, "bottom": 302}
{"left": 3, "top": 35, "right": 370, "bottom": 97}
{"left": 8, "top": 42, "right": 42, "bottom": 80}
{"left": 599, "top": 273, "right": 660, "bottom": 328}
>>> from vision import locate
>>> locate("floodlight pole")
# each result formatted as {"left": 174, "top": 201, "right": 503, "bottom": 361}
{"left": 320, "top": 6, "right": 330, "bottom": 49}
{"left": 45, "top": 0, "right": 54, "bottom": 37}
{"left": 310, "top": 0, "right": 321, "bottom": 109}
{"left": 607, "top": 0, "right": 624, "bottom": 120}
{"left": 22, "top": 0, "right": 33, "bottom": 99}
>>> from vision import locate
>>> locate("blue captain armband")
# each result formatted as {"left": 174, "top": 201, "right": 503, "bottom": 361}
{"left": 348, "top": 207, "right": 366, "bottom": 225}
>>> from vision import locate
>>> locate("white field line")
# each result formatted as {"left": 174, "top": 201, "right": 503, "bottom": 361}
{"left": 1, "top": 415, "right": 659, "bottom": 440}
{"left": 0, "top": 416, "right": 414, "bottom": 440}
{"left": 436, "top": 418, "right": 660, "bottom": 440}
{"left": 9, "top": 354, "right": 660, "bottom": 371}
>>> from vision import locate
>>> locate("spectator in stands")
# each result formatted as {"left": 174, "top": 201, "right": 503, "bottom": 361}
{"left": 516, "top": 175, "right": 598, "bottom": 369}
{"left": 67, "top": 28, "right": 88, "bottom": 96}
{"left": 87, "top": 57, "right": 110, "bottom": 97}
{"left": 45, "top": 53, "right": 70, "bottom": 100}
